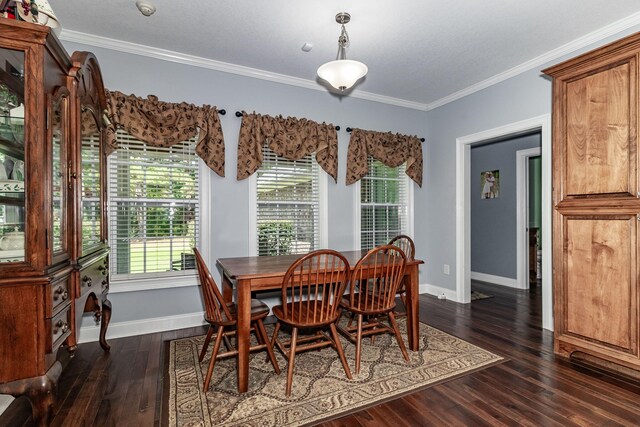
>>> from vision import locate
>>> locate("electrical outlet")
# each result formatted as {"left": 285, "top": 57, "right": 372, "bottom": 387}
{"left": 443, "top": 264, "right": 450, "bottom": 275}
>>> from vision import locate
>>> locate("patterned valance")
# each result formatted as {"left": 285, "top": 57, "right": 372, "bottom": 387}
{"left": 236, "top": 112, "right": 338, "bottom": 182}
{"left": 104, "top": 90, "right": 225, "bottom": 177}
{"left": 346, "top": 128, "right": 423, "bottom": 187}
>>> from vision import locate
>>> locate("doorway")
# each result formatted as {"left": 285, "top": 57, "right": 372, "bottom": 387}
{"left": 516, "top": 148, "right": 541, "bottom": 290}
{"left": 456, "top": 115, "right": 552, "bottom": 331}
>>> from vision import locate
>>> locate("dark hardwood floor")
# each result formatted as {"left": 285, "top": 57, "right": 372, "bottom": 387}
{"left": 3, "top": 281, "right": 640, "bottom": 426}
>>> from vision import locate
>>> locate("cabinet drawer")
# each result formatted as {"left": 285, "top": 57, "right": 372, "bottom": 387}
{"left": 50, "top": 277, "right": 71, "bottom": 314}
{"left": 48, "top": 306, "right": 71, "bottom": 353}
{"left": 80, "top": 258, "right": 108, "bottom": 296}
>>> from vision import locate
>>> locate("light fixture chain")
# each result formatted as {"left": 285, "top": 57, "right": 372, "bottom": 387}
{"left": 340, "top": 24, "right": 350, "bottom": 49}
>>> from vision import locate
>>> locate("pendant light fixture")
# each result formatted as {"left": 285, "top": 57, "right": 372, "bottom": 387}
{"left": 317, "top": 12, "right": 368, "bottom": 92}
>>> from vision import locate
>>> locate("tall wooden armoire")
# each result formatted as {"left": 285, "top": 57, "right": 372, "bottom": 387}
{"left": 0, "top": 19, "right": 111, "bottom": 425}
{"left": 544, "top": 33, "right": 640, "bottom": 375}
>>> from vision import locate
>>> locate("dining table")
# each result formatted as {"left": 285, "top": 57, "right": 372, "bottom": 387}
{"left": 216, "top": 249, "right": 424, "bottom": 393}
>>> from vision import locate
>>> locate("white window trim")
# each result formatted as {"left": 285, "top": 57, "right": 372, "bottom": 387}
{"left": 249, "top": 169, "right": 328, "bottom": 257}
{"left": 108, "top": 157, "right": 211, "bottom": 293}
{"left": 353, "top": 172, "right": 414, "bottom": 250}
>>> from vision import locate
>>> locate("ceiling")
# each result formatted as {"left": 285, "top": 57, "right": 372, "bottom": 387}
{"left": 51, "top": 1, "right": 640, "bottom": 109}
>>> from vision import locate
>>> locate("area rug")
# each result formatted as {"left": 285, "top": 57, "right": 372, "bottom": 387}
{"left": 165, "top": 319, "right": 503, "bottom": 426}
{"left": 471, "top": 290, "right": 493, "bottom": 301}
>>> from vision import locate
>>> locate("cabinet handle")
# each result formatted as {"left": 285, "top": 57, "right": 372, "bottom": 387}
{"left": 54, "top": 319, "right": 69, "bottom": 334}
{"left": 67, "top": 161, "right": 77, "bottom": 189}
{"left": 53, "top": 286, "right": 68, "bottom": 301}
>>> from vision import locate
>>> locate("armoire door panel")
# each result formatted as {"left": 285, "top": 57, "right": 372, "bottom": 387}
{"left": 565, "top": 216, "right": 636, "bottom": 353}
{"left": 565, "top": 60, "right": 636, "bottom": 197}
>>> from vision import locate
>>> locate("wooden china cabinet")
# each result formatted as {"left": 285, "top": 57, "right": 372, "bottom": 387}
{"left": 0, "top": 19, "right": 111, "bottom": 425}
{"left": 544, "top": 32, "right": 640, "bottom": 376}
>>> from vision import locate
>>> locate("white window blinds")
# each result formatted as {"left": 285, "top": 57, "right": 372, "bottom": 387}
{"left": 108, "top": 130, "right": 199, "bottom": 279}
{"left": 360, "top": 157, "right": 409, "bottom": 250}
{"left": 81, "top": 132, "right": 102, "bottom": 252}
{"left": 256, "top": 143, "right": 320, "bottom": 256}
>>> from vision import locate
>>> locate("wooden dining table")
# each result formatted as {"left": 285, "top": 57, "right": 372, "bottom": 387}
{"left": 216, "top": 250, "right": 424, "bottom": 393}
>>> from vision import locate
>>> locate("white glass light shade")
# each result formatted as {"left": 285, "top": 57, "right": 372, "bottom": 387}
{"left": 317, "top": 59, "right": 368, "bottom": 91}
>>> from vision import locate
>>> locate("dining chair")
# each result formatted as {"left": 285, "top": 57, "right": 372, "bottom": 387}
{"left": 338, "top": 245, "right": 409, "bottom": 374}
{"left": 193, "top": 248, "right": 280, "bottom": 392}
{"left": 272, "top": 249, "right": 352, "bottom": 397}
{"left": 388, "top": 234, "right": 415, "bottom": 317}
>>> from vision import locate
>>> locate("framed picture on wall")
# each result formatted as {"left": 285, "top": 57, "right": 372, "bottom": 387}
{"left": 481, "top": 170, "right": 499, "bottom": 199}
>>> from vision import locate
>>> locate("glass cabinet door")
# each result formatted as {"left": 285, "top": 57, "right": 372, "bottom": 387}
{"left": 51, "top": 93, "right": 68, "bottom": 256}
{"left": 80, "top": 109, "right": 102, "bottom": 254}
{"left": 0, "top": 47, "right": 25, "bottom": 263}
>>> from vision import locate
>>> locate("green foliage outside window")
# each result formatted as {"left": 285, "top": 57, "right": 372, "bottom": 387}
{"left": 258, "top": 221, "right": 294, "bottom": 256}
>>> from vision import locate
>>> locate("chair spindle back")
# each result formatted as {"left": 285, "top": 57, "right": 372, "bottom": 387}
{"left": 193, "top": 248, "right": 232, "bottom": 323}
{"left": 348, "top": 245, "right": 407, "bottom": 313}
{"left": 281, "top": 249, "right": 350, "bottom": 324}
{"left": 388, "top": 235, "right": 415, "bottom": 260}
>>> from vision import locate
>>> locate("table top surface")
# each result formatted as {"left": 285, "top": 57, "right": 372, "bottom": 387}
{"left": 217, "top": 250, "right": 423, "bottom": 280}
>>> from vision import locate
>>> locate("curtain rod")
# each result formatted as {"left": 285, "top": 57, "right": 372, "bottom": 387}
{"left": 234, "top": 111, "right": 340, "bottom": 131}
{"left": 345, "top": 127, "right": 425, "bottom": 142}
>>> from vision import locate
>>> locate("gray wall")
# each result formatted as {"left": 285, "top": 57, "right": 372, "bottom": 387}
{"left": 422, "top": 24, "right": 640, "bottom": 293}
{"left": 61, "top": 40, "right": 427, "bottom": 326}
{"left": 62, "top": 19, "right": 640, "bottom": 332}
{"left": 470, "top": 134, "right": 540, "bottom": 278}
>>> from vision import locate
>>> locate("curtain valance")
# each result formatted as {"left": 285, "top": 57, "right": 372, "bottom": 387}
{"left": 104, "top": 90, "right": 225, "bottom": 177}
{"left": 346, "top": 128, "right": 423, "bottom": 187}
{"left": 236, "top": 113, "right": 338, "bottom": 182}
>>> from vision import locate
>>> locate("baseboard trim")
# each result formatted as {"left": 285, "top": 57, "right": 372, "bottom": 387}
{"left": 420, "top": 283, "right": 459, "bottom": 302}
{"left": 471, "top": 271, "right": 519, "bottom": 288}
{"left": 77, "top": 311, "right": 207, "bottom": 344}
{"left": 79, "top": 283, "right": 460, "bottom": 343}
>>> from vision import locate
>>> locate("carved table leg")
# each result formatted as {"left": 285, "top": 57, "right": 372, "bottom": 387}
{"left": 99, "top": 298, "right": 112, "bottom": 351}
{"left": 0, "top": 361, "right": 62, "bottom": 427}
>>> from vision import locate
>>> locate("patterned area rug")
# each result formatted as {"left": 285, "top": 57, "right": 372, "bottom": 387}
{"left": 471, "top": 290, "right": 493, "bottom": 301}
{"left": 165, "top": 319, "right": 503, "bottom": 426}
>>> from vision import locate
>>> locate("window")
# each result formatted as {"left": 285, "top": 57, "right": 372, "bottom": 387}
{"left": 253, "top": 142, "right": 325, "bottom": 256}
{"left": 359, "top": 157, "right": 411, "bottom": 250}
{"left": 108, "top": 130, "right": 199, "bottom": 279}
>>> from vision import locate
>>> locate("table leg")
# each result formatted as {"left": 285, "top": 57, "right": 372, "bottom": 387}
{"left": 236, "top": 279, "right": 251, "bottom": 393}
{"left": 222, "top": 274, "right": 233, "bottom": 303}
{"left": 405, "top": 265, "right": 420, "bottom": 351}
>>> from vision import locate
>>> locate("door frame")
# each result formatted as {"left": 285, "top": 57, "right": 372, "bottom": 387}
{"left": 456, "top": 114, "right": 553, "bottom": 331}
{"left": 516, "top": 147, "right": 541, "bottom": 290}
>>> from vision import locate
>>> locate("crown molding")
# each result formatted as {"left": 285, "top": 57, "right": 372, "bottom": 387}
{"left": 59, "top": 29, "right": 428, "bottom": 111}
{"left": 425, "top": 11, "right": 640, "bottom": 111}
{"left": 60, "top": 11, "right": 640, "bottom": 113}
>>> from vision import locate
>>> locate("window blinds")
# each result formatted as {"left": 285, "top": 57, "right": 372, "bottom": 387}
{"left": 108, "top": 130, "right": 199, "bottom": 279}
{"left": 256, "top": 143, "right": 320, "bottom": 256}
{"left": 360, "top": 157, "right": 408, "bottom": 250}
{"left": 81, "top": 132, "right": 102, "bottom": 252}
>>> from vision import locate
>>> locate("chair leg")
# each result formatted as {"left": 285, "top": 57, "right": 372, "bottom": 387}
{"left": 199, "top": 326, "right": 214, "bottom": 362}
{"left": 203, "top": 325, "right": 225, "bottom": 392}
{"left": 329, "top": 323, "right": 352, "bottom": 380}
{"left": 367, "top": 316, "right": 377, "bottom": 344}
{"left": 285, "top": 327, "right": 298, "bottom": 397}
{"left": 257, "top": 319, "right": 280, "bottom": 374}
{"left": 355, "top": 314, "right": 363, "bottom": 374}
{"left": 271, "top": 322, "right": 281, "bottom": 348}
{"left": 388, "top": 312, "right": 409, "bottom": 361}
{"left": 223, "top": 335, "right": 234, "bottom": 352}
{"left": 346, "top": 311, "right": 356, "bottom": 327}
